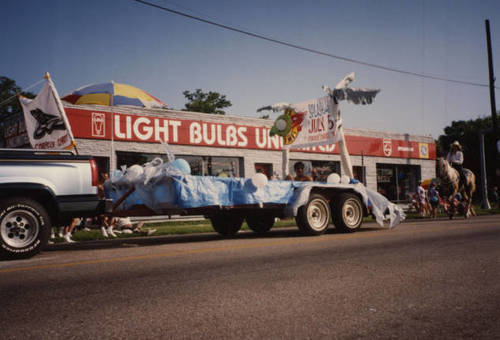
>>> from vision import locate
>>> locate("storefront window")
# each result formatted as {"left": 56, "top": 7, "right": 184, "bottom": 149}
{"left": 255, "top": 163, "right": 273, "bottom": 179}
{"left": 93, "top": 156, "right": 110, "bottom": 175}
{"left": 207, "top": 157, "right": 241, "bottom": 177}
{"left": 179, "top": 155, "right": 204, "bottom": 176}
{"left": 376, "top": 164, "right": 421, "bottom": 202}
{"left": 289, "top": 160, "right": 340, "bottom": 182}
{"left": 116, "top": 151, "right": 243, "bottom": 177}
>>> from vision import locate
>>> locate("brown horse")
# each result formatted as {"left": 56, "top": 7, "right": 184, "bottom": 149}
{"left": 436, "top": 158, "right": 476, "bottom": 218}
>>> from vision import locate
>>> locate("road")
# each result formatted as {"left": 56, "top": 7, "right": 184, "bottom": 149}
{"left": 1, "top": 215, "right": 499, "bottom": 339}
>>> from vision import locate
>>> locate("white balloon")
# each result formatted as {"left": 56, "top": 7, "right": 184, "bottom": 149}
{"left": 126, "top": 164, "right": 144, "bottom": 180}
{"left": 251, "top": 173, "right": 268, "bottom": 188}
{"left": 326, "top": 173, "right": 340, "bottom": 184}
{"left": 275, "top": 118, "right": 287, "bottom": 132}
{"left": 340, "top": 175, "right": 351, "bottom": 184}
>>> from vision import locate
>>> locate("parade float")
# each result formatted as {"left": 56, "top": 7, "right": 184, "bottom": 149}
{"left": 105, "top": 74, "right": 405, "bottom": 235}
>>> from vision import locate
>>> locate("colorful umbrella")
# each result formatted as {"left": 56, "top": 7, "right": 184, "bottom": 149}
{"left": 421, "top": 178, "right": 440, "bottom": 189}
{"left": 62, "top": 81, "right": 167, "bottom": 109}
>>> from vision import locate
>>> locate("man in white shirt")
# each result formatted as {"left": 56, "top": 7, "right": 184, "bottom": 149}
{"left": 446, "top": 141, "right": 465, "bottom": 186}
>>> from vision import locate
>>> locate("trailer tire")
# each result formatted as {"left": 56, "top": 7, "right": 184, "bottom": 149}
{"left": 0, "top": 197, "right": 51, "bottom": 260}
{"left": 295, "top": 194, "right": 331, "bottom": 235}
{"left": 210, "top": 212, "right": 244, "bottom": 236}
{"left": 246, "top": 214, "right": 275, "bottom": 234}
{"left": 332, "top": 193, "right": 363, "bottom": 233}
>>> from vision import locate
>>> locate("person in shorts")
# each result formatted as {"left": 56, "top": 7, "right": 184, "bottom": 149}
{"left": 114, "top": 217, "right": 156, "bottom": 236}
{"left": 427, "top": 182, "right": 440, "bottom": 219}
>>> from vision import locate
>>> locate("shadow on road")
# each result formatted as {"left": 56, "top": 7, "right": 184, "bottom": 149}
{"left": 45, "top": 223, "right": 383, "bottom": 253}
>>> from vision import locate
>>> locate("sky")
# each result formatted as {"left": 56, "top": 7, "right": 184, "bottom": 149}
{"left": 2, "top": 0, "right": 499, "bottom": 139}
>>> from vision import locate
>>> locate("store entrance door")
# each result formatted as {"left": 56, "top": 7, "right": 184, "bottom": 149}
{"left": 255, "top": 163, "right": 273, "bottom": 179}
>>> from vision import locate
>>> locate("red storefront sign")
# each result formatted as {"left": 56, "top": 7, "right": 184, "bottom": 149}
{"left": 65, "top": 107, "right": 435, "bottom": 159}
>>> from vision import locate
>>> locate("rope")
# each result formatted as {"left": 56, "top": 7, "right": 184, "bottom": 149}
{"left": 0, "top": 78, "right": 45, "bottom": 109}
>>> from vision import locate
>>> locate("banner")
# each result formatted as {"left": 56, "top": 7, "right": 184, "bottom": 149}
{"left": 270, "top": 95, "right": 340, "bottom": 149}
{"left": 19, "top": 78, "right": 75, "bottom": 150}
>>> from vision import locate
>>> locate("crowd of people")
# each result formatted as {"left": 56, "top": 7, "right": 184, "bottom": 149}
{"left": 48, "top": 216, "right": 157, "bottom": 243}
{"left": 48, "top": 172, "right": 156, "bottom": 244}
{"left": 410, "top": 179, "right": 495, "bottom": 218}
{"left": 413, "top": 181, "right": 443, "bottom": 218}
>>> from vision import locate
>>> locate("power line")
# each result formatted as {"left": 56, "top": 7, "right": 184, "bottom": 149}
{"left": 135, "top": 0, "right": 494, "bottom": 89}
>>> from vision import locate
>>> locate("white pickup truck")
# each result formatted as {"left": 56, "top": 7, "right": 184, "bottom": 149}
{"left": 0, "top": 148, "right": 109, "bottom": 260}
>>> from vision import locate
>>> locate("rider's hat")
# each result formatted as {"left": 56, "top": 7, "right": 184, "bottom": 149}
{"left": 450, "top": 140, "right": 462, "bottom": 150}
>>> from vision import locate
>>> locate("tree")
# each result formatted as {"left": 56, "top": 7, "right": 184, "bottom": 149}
{"left": 182, "top": 89, "right": 231, "bottom": 115}
{"left": 437, "top": 116, "right": 498, "bottom": 188}
{"left": 0, "top": 76, "right": 35, "bottom": 120}
{"left": 1, "top": 77, "right": 35, "bottom": 146}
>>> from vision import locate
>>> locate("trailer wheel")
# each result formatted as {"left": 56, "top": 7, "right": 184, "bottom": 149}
{"left": 246, "top": 214, "right": 275, "bottom": 234}
{"left": 332, "top": 193, "right": 363, "bottom": 233}
{"left": 0, "top": 197, "right": 51, "bottom": 260}
{"left": 296, "top": 194, "right": 331, "bottom": 235}
{"left": 210, "top": 212, "right": 244, "bottom": 236}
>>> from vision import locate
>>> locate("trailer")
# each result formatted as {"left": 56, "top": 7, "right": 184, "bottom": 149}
{"left": 106, "top": 166, "right": 404, "bottom": 236}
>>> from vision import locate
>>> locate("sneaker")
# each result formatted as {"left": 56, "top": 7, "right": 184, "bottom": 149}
{"left": 50, "top": 232, "right": 55, "bottom": 239}
{"left": 101, "top": 226, "right": 108, "bottom": 238}
{"left": 63, "top": 233, "right": 75, "bottom": 243}
{"left": 147, "top": 229, "right": 157, "bottom": 236}
{"left": 47, "top": 240, "right": 54, "bottom": 245}
{"left": 58, "top": 227, "right": 64, "bottom": 238}
{"left": 83, "top": 227, "right": 91, "bottom": 232}
{"left": 107, "top": 227, "right": 117, "bottom": 238}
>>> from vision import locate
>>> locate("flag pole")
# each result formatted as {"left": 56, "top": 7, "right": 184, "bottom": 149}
{"left": 45, "top": 72, "right": 79, "bottom": 155}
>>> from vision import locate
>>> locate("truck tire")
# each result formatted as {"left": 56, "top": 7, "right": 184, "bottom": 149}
{"left": 332, "top": 193, "right": 363, "bottom": 233}
{"left": 210, "top": 212, "right": 244, "bottom": 236}
{"left": 295, "top": 194, "right": 331, "bottom": 235}
{"left": 0, "top": 197, "right": 51, "bottom": 260}
{"left": 246, "top": 214, "right": 275, "bottom": 234}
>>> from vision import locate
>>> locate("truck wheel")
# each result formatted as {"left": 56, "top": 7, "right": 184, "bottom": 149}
{"left": 295, "top": 194, "right": 331, "bottom": 235}
{"left": 0, "top": 197, "right": 51, "bottom": 260}
{"left": 332, "top": 193, "right": 363, "bottom": 233}
{"left": 246, "top": 214, "right": 275, "bottom": 234}
{"left": 210, "top": 212, "right": 244, "bottom": 236}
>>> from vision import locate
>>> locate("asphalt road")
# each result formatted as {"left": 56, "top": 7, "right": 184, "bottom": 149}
{"left": 1, "top": 215, "right": 499, "bottom": 339}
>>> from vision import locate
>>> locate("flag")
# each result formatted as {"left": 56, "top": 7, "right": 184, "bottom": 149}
{"left": 269, "top": 95, "right": 341, "bottom": 149}
{"left": 19, "top": 76, "right": 75, "bottom": 150}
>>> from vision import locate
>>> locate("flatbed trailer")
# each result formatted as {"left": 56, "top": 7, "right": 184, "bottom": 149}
{"left": 107, "top": 176, "right": 374, "bottom": 236}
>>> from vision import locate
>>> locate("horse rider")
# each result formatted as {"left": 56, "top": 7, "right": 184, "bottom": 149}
{"left": 446, "top": 140, "right": 465, "bottom": 187}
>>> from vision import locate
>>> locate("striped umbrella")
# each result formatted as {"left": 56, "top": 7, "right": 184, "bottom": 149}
{"left": 62, "top": 81, "right": 167, "bottom": 109}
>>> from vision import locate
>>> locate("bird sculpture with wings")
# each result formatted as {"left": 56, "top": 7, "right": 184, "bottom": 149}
{"left": 257, "top": 73, "right": 380, "bottom": 178}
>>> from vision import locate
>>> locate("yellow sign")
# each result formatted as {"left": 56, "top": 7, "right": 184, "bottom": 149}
{"left": 419, "top": 143, "right": 429, "bottom": 159}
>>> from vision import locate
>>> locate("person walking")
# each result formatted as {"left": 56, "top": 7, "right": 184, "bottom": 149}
{"left": 417, "top": 181, "right": 428, "bottom": 217}
{"left": 427, "top": 182, "right": 440, "bottom": 219}
{"left": 62, "top": 217, "right": 81, "bottom": 243}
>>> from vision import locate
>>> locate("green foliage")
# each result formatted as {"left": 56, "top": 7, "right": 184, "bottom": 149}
{"left": 437, "top": 116, "right": 498, "bottom": 186}
{"left": 182, "top": 89, "right": 231, "bottom": 115}
{"left": 0, "top": 76, "right": 35, "bottom": 120}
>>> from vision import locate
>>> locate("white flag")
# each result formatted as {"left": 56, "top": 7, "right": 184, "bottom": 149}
{"left": 269, "top": 95, "right": 341, "bottom": 149}
{"left": 19, "top": 77, "right": 75, "bottom": 150}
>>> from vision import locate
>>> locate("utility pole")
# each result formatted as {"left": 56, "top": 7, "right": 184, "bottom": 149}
{"left": 485, "top": 19, "right": 498, "bottom": 142}
{"left": 479, "top": 129, "right": 491, "bottom": 209}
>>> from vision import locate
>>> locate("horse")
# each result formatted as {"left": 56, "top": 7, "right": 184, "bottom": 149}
{"left": 436, "top": 158, "right": 476, "bottom": 218}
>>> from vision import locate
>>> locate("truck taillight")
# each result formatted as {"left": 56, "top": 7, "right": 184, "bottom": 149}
{"left": 90, "top": 158, "right": 99, "bottom": 186}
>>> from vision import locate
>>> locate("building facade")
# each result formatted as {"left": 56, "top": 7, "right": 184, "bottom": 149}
{"left": 3, "top": 103, "right": 436, "bottom": 202}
